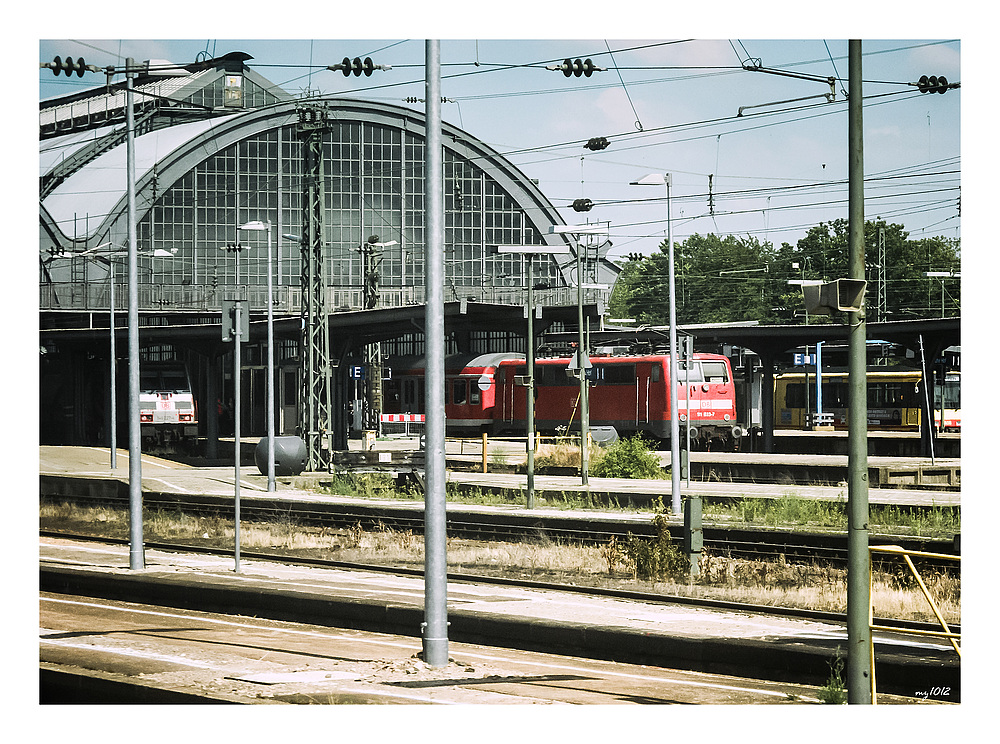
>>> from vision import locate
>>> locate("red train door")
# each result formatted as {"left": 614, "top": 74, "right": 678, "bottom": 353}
{"left": 636, "top": 362, "right": 650, "bottom": 425}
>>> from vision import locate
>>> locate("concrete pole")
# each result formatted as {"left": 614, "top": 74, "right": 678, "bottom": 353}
{"left": 665, "top": 174, "right": 681, "bottom": 516}
{"left": 109, "top": 257, "right": 117, "bottom": 471}
{"left": 576, "top": 243, "right": 589, "bottom": 486}
{"left": 422, "top": 39, "right": 449, "bottom": 667}
{"left": 234, "top": 302, "right": 242, "bottom": 574}
{"left": 125, "top": 58, "right": 144, "bottom": 570}
{"left": 846, "top": 39, "right": 873, "bottom": 704}
{"left": 266, "top": 222, "right": 275, "bottom": 492}
{"left": 526, "top": 257, "right": 535, "bottom": 509}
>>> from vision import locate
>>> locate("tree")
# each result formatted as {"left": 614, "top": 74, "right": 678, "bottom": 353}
{"left": 611, "top": 220, "right": 959, "bottom": 325}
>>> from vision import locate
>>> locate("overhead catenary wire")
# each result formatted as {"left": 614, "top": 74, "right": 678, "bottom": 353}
{"left": 41, "top": 40, "right": 959, "bottom": 248}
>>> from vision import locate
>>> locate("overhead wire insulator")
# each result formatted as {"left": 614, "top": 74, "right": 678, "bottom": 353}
{"left": 44, "top": 55, "right": 93, "bottom": 77}
{"left": 331, "top": 57, "right": 390, "bottom": 77}
{"left": 584, "top": 136, "right": 610, "bottom": 151}
{"left": 572, "top": 198, "right": 594, "bottom": 213}
{"left": 917, "top": 74, "right": 951, "bottom": 94}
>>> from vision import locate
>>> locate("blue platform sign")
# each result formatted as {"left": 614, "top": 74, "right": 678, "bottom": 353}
{"left": 349, "top": 365, "right": 365, "bottom": 379}
{"left": 793, "top": 353, "right": 816, "bottom": 366}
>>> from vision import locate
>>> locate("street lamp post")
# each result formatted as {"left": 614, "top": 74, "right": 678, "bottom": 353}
{"left": 630, "top": 173, "right": 681, "bottom": 516}
{"left": 77, "top": 243, "right": 175, "bottom": 471}
{"left": 496, "top": 243, "right": 572, "bottom": 508}
{"left": 240, "top": 220, "right": 276, "bottom": 493}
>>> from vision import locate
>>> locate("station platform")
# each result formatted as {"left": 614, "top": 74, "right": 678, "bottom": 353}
{"left": 39, "top": 534, "right": 958, "bottom": 704}
{"left": 39, "top": 445, "right": 961, "bottom": 510}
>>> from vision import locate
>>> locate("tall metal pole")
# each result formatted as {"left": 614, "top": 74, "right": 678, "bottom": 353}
{"left": 234, "top": 301, "right": 242, "bottom": 573}
{"left": 526, "top": 257, "right": 535, "bottom": 508}
{"left": 846, "top": 39, "right": 873, "bottom": 704}
{"left": 109, "top": 257, "right": 117, "bottom": 471}
{"left": 422, "top": 39, "right": 449, "bottom": 667}
{"left": 665, "top": 174, "right": 681, "bottom": 516}
{"left": 576, "top": 242, "right": 589, "bottom": 486}
{"left": 266, "top": 222, "right": 275, "bottom": 492}
{"left": 125, "top": 58, "right": 144, "bottom": 570}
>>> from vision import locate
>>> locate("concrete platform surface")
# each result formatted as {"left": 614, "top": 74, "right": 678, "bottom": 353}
{"left": 39, "top": 535, "right": 958, "bottom": 704}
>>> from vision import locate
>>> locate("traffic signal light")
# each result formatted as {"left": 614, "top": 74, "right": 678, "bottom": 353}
{"left": 584, "top": 136, "right": 610, "bottom": 151}
{"left": 560, "top": 58, "right": 601, "bottom": 77}
{"left": 572, "top": 198, "right": 594, "bottom": 212}
{"left": 917, "top": 75, "right": 951, "bottom": 94}
{"left": 44, "top": 56, "right": 95, "bottom": 77}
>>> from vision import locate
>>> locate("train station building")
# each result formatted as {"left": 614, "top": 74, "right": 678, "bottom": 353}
{"left": 39, "top": 51, "right": 959, "bottom": 459}
{"left": 39, "top": 52, "right": 617, "bottom": 450}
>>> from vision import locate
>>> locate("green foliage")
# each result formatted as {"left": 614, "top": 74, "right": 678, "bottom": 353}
{"left": 817, "top": 650, "right": 848, "bottom": 704}
{"left": 591, "top": 435, "right": 665, "bottom": 479}
{"left": 620, "top": 513, "right": 687, "bottom": 581}
{"left": 615, "top": 219, "right": 960, "bottom": 325}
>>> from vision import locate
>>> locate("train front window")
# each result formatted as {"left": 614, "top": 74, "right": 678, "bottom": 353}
{"left": 453, "top": 380, "right": 467, "bottom": 405}
{"left": 701, "top": 362, "right": 728, "bottom": 383}
{"left": 935, "top": 378, "right": 961, "bottom": 409}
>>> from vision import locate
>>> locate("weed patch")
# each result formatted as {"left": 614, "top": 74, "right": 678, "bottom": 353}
{"left": 591, "top": 435, "right": 665, "bottom": 480}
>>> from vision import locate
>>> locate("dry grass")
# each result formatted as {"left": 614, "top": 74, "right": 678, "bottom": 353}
{"left": 39, "top": 500, "right": 959, "bottom": 624}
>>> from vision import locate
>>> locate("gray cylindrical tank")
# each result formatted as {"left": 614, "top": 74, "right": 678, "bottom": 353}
{"left": 254, "top": 435, "right": 307, "bottom": 476}
{"left": 590, "top": 426, "right": 619, "bottom": 447}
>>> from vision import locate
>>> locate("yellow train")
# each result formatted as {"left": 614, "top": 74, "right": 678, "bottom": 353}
{"left": 774, "top": 368, "right": 960, "bottom": 432}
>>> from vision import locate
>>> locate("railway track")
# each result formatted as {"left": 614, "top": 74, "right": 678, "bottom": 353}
{"left": 40, "top": 487, "right": 959, "bottom": 570}
{"left": 39, "top": 530, "right": 958, "bottom": 639}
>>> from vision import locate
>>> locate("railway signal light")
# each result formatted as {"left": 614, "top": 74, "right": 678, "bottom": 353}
{"left": 917, "top": 75, "right": 952, "bottom": 94}
{"left": 572, "top": 198, "right": 594, "bottom": 212}
{"left": 221, "top": 300, "right": 249, "bottom": 341}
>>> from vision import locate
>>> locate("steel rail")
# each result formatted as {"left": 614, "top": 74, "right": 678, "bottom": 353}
{"left": 39, "top": 530, "right": 958, "bottom": 638}
{"left": 40, "top": 489, "right": 958, "bottom": 569}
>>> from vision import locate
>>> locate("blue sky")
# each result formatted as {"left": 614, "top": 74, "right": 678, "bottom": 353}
{"left": 36, "top": 35, "right": 962, "bottom": 264}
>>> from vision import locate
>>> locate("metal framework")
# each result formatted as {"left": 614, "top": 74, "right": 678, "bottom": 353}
{"left": 361, "top": 241, "right": 383, "bottom": 433}
{"left": 297, "top": 104, "right": 334, "bottom": 470}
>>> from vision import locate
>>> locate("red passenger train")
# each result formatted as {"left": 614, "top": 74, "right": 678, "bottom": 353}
{"left": 384, "top": 350, "right": 744, "bottom": 450}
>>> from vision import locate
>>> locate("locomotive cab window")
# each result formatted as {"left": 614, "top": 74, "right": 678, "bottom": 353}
{"left": 702, "top": 361, "right": 729, "bottom": 383}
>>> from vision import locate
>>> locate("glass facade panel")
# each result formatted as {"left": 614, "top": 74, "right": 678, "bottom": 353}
{"left": 136, "top": 110, "right": 564, "bottom": 313}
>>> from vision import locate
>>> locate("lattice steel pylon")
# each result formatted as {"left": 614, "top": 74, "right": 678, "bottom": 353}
{"left": 360, "top": 240, "right": 383, "bottom": 434}
{"left": 876, "top": 226, "right": 887, "bottom": 323}
{"left": 297, "top": 104, "right": 334, "bottom": 470}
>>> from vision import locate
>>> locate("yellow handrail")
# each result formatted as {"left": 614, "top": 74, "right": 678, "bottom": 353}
{"left": 868, "top": 544, "right": 960, "bottom": 704}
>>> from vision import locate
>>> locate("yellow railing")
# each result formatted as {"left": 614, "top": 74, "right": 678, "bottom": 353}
{"left": 868, "top": 544, "right": 960, "bottom": 703}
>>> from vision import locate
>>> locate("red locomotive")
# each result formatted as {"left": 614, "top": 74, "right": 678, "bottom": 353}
{"left": 384, "top": 349, "right": 744, "bottom": 450}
